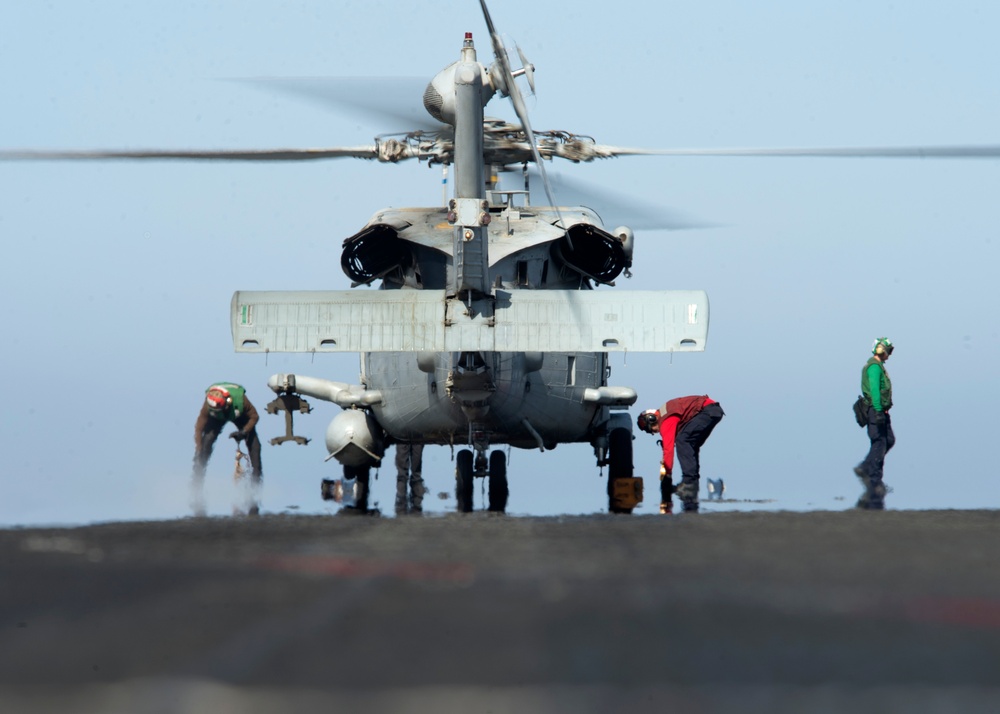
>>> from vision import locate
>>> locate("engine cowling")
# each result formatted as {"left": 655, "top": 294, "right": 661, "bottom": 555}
{"left": 341, "top": 223, "right": 410, "bottom": 286}
{"left": 552, "top": 223, "right": 629, "bottom": 285}
{"left": 325, "top": 409, "right": 385, "bottom": 467}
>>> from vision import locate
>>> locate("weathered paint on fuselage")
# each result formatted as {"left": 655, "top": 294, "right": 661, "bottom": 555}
{"left": 364, "top": 349, "right": 607, "bottom": 448}
{"left": 350, "top": 202, "right": 622, "bottom": 450}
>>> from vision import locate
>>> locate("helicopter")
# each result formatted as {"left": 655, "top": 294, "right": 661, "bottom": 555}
{"left": 231, "top": 2, "right": 713, "bottom": 514}
{"left": 7, "top": 0, "right": 1000, "bottom": 516}
{"left": 226, "top": 0, "right": 1000, "bottom": 515}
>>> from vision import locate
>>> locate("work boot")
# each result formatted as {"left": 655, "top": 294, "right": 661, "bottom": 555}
{"left": 856, "top": 480, "right": 887, "bottom": 510}
{"left": 674, "top": 480, "right": 699, "bottom": 513}
{"left": 868, "top": 480, "right": 887, "bottom": 509}
{"left": 659, "top": 501, "right": 673, "bottom": 515}
{"left": 856, "top": 493, "right": 885, "bottom": 510}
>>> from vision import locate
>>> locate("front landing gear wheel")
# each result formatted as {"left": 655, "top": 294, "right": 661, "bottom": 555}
{"left": 607, "top": 428, "right": 635, "bottom": 514}
{"left": 456, "top": 449, "right": 474, "bottom": 513}
{"left": 488, "top": 450, "right": 508, "bottom": 512}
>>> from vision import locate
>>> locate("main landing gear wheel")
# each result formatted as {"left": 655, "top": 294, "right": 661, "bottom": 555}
{"left": 607, "top": 428, "right": 635, "bottom": 514}
{"left": 488, "top": 450, "right": 508, "bottom": 512}
{"left": 456, "top": 449, "right": 474, "bottom": 513}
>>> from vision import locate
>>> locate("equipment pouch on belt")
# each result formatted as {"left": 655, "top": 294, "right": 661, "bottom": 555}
{"left": 852, "top": 395, "right": 868, "bottom": 427}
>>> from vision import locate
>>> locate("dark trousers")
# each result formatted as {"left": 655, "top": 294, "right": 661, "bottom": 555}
{"left": 861, "top": 407, "right": 895, "bottom": 484}
{"left": 395, "top": 444, "right": 425, "bottom": 508}
{"left": 663, "top": 403, "right": 724, "bottom": 501}
{"left": 193, "top": 418, "right": 263, "bottom": 485}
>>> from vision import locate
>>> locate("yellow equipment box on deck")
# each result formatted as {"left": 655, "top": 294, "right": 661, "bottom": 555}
{"left": 611, "top": 476, "right": 644, "bottom": 510}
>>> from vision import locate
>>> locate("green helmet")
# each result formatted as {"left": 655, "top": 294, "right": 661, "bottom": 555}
{"left": 872, "top": 337, "right": 894, "bottom": 356}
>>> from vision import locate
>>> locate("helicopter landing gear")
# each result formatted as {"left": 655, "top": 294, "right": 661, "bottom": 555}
{"left": 488, "top": 450, "right": 508, "bottom": 512}
{"left": 456, "top": 449, "right": 474, "bottom": 512}
{"left": 455, "top": 447, "right": 508, "bottom": 513}
{"left": 607, "top": 427, "right": 640, "bottom": 514}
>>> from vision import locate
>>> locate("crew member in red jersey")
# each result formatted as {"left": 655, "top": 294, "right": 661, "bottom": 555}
{"left": 637, "top": 396, "right": 724, "bottom": 513}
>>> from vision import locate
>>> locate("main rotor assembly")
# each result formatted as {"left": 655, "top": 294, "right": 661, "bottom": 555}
{"left": 3, "top": 0, "right": 999, "bottom": 191}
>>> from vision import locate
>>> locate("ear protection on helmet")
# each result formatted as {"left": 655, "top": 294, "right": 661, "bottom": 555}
{"left": 637, "top": 409, "right": 659, "bottom": 433}
{"left": 872, "top": 337, "right": 894, "bottom": 356}
{"left": 205, "top": 386, "right": 233, "bottom": 411}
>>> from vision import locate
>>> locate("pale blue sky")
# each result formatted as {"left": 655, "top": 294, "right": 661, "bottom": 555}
{"left": 2, "top": 1, "right": 998, "bottom": 524}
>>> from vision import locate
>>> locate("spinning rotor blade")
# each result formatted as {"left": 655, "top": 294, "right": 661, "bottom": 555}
{"left": 479, "top": 0, "right": 563, "bottom": 226}
{"left": 595, "top": 144, "right": 1000, "bottom": 159}
{"left": 518, "top": 168, "right": 715, "bottom": 232}
{"left": 0, "top": 146, "right": 381, "bottom": 162}
{"left": 230, "top": 77, "right": 444, "bottom": 133}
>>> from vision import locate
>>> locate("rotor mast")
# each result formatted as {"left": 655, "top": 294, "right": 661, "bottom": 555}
{"left": 449, "top": 32, "right": 491, "bottom": 299}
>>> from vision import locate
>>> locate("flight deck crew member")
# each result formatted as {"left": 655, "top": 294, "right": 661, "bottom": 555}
{"left": 192, "top": 382, "right": 263, "bottom": 514}
{"left": 638, "top": 395, "right": 724, "bottom": 513}
{"left": 854, "top": 337, "right": 895, "bottom": 510}
{"left": 395, "top": 443, "right": 425, "bottom": 514}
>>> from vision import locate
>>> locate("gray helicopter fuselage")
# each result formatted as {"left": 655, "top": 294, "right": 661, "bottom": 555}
{"left": 363, "top": 349, "right": 606, "bottom": 448}
{"left": 356, "top": 201, "right": 621, "bottom": 450}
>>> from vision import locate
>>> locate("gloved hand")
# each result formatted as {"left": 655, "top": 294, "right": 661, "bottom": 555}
{"left": 873, "top": 411, "right": 886, "bottom": 426}
{"left": 229, "top": 430, "right": 246, "bottom": 442}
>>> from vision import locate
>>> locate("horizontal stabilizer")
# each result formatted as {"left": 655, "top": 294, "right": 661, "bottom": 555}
{"left": 231, "top": 289, "right": 708, "bottom": 353}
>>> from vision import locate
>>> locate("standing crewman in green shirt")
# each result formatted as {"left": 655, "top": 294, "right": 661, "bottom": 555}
{"left": 192, "top": 382, "right": 263, "bottom": 514}
{"left": 854, "top": 338, "right": 895, "bottom": 509}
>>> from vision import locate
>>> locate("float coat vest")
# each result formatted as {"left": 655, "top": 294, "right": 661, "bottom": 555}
{"left": 861, "top": 358, "right": 892, "bottom": 412}
{"left": 206, "top": 382, "right": 247, "bottom": 423}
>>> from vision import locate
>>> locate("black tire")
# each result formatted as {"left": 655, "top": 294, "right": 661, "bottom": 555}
{"left": 607, "top": 428, "right": 634, "bottom": 514}
{"left": 456, "top": 449, "right": 474, "bottom": 513}
{"left": 488, "top": 450, "right": 508, "bottom": 512}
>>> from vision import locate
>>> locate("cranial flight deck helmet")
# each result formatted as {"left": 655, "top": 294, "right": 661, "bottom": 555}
{"left": 637, "top": 409, "right": 659, "bottom": 433}
{"left": 205, "top": 386, "right": 232, "bottom": 412}
{"left": 872, "top": 337, "right": 894, "bottom": 357}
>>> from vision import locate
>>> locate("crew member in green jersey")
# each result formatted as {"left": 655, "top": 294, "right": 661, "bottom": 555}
{"left": 854, "top": 338, "right": 895, "bottom": 509}
{"left": 192, "top": 382, "right": 263, "bottom": 514}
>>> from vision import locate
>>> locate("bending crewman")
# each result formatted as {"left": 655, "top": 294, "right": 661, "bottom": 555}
{"left": 638, "top": 395, "right": 724, "bottom": 513}
{"left": 192, "top": 382, "right": 263, "bottom": 514}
